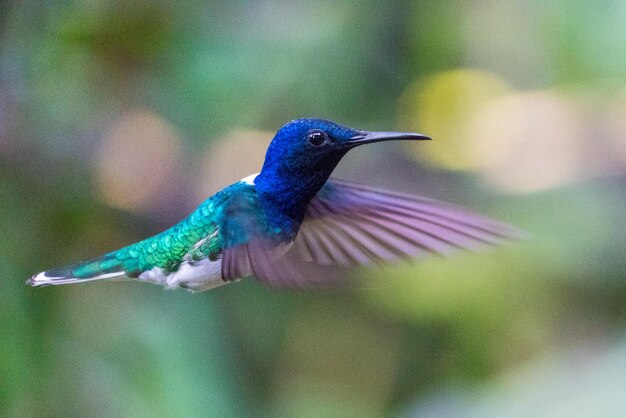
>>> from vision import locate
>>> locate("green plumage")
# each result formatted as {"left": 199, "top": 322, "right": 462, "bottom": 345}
{"left": 49, "top": 187, "right": 234, "bottom": 280}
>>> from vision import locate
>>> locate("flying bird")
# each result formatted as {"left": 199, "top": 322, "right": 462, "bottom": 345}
{"left": 28, "top": 118, "right": 521, "bottom": 291}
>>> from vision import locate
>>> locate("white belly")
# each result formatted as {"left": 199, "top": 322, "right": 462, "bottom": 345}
{"left": 138, "top": 258, "right": 228, "bottom": 292}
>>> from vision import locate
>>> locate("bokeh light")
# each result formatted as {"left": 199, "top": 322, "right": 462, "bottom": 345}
{"left": 470, "top": 90, "right": 586, "bottom": 193}
{"left": 95, "top": 109, "right": 183, "bottom": 214}
{"left": 195, "top": 129, "right": 270, "bottom": 202}
{"left": 400, "top": 69, "right": 511, "bottom": 171}
{"left": 605, "top": 87, "right": 626, "bottom": 170}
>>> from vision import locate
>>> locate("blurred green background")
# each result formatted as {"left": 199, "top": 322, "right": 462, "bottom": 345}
{"left": 2, "top": 1, "right": 626, "bottom": 417}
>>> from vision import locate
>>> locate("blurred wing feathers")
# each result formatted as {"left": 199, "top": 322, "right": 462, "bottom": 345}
{"left": 221, "top": 179, "right": 523, "bottom": 289}
{"left": 221, "top": 239, "right": 343, "bottom": 289}
{"left": 291, "top": 179, "right": 523, "bottom": 267}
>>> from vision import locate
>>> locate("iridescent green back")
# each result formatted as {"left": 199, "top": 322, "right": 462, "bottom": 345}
{"left": 48, "top": 186, "right": 236, "bottom": 279}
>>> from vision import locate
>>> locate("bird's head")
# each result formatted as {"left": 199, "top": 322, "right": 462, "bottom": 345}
{"left": 255, "top": 118, "right": 430, "bottom": 220}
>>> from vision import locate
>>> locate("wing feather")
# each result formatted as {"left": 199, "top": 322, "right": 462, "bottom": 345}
{"left": 288, "top": 179, "right": 523, "bottom": 269}
{"left": 220, "top": 178, "right": 523, "bottom": 289}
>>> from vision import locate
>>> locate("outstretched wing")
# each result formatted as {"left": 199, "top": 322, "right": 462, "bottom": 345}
{"left": 223, "top": 179, "right": 524, "bottom": 288}
{"left": 291, "top": 179, "right": 523, "bottom": 265}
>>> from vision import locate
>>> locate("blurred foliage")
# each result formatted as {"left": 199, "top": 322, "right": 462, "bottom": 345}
{"left": 1, "top": 1, "right": 626, "bottom": 417}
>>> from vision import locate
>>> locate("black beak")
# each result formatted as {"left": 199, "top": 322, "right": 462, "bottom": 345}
{"left": 346, "top": 131, "right": 432, "bottom": 147}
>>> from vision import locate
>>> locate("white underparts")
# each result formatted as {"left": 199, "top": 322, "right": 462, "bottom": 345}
{"left": 138, "top": 257, "right": 227, "bottom": 292}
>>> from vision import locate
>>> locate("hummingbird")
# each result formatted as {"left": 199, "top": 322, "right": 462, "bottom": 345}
{"left": 28, "top": 118, "right": 521, "bottom": 291}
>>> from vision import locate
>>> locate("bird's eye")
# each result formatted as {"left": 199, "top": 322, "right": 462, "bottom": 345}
{"left": 307, "top": 130, "right": 328, "bottom": 146}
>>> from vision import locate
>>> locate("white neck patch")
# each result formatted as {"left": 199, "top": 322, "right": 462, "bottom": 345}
{"left": 240, "top": 172, "right": 260, "bottom": 185}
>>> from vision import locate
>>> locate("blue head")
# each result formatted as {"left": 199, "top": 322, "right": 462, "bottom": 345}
{"left": 255, "top": 118, "right": 430, "bottom": 226}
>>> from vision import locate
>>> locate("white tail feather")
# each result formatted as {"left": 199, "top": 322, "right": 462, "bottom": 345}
{"left": 27, "top": 271, "right": 127, "bottom": 287}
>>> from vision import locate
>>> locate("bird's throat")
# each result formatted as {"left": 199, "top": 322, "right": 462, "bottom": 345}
{"left": 254, "top": 171, "right": 331, "bottom": 238}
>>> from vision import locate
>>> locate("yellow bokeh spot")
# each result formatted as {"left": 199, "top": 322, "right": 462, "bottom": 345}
{"left": 399, "top": 69, "right": 511, "bottom": 171}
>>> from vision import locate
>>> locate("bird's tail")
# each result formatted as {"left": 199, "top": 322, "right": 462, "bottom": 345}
{"left": 27, "top": 254, "right": 129, "bottom": 287}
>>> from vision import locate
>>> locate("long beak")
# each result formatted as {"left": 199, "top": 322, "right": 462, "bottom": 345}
{"left": 346, "top": 131, "right": 432, "bottom": 147}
